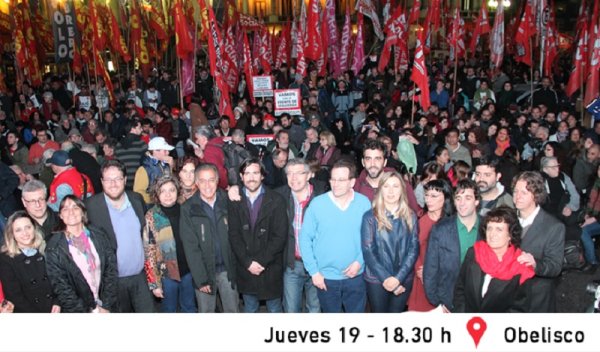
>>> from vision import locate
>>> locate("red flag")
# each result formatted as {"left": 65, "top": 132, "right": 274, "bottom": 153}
{"left": 324, "top": 0, "right": 341, "bottom": 77}
{"left": 514, "top": 1, "right": 535, "bottom": 66}
{"left": 448, "top": 7, "right": 465, "bottom": 61}
{"left": 108, "top": 0, "right": 131, "bottom": 62}
{"left": 17, "top": 1, "right": 42, "bottom": 86}
{"left": 205, "top": 2, "right": 235, "bottom": 125}
{"left": 489, "top": 3, "right": 505, "bottom": 69}
{"left": 410, "top": 30, "right": 430, "bottom": 111}
{"left": 318, "top": 9, "right": 328, "bottom": 76}
{"left": 305, "top": 0, "right": 322, "bottom": 61}
{"left": 424, "top": 0, "right": 442, "bottom": 35}
{"left": 129, "top": 0, "right": 142, "bottom": 54}
{"left": 223, "top": 23, "right": 239, "bottom": 91}
{"left": 89, "top": 0, "right": 106, "bottom": 50}
{"left": 242, "top": 32, "right": 256, "bottom": 105}
{"left": 585, "top": 13, "right": 600, "bottom": 105}
{"left": 576, "top": 0, "right": 587, "bottom": 36}
{"left": 469, "top": 2, "right": 490, "bottom": 57}
{"left": 258, "top": 26, "right": 272, "bottom": 74}
{"left": 351, "top": 13, "right": 365, "bottom": 76}
{"left": 145, "top": 0, "right": 169, "bottom": 40}
{"left": 543, "top": 2, "right": 559, "bottom": 77}
{"left": 408, "top": 0, "right": 421, "bottom": 26}
{"left": 566, "top": 25, "right": 589, "bottom": 97}
{"left": 296, "top": 22, "right": 307, "bottom": 77}
{"left": 339, "top": 7, "right": 352, "bottom": 73}
{"left": 173, "top": 0, "right": 194, "bottom": 59}
{"left": 275, "top": 22, "right": 290, "bottom": 69}
{"left": 379, "top": 6, "right": 405, "bottom": 72}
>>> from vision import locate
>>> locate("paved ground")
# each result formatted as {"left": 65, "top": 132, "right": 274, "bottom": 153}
{"left": 556, "top": 246, "right": 600, "bottom": 313}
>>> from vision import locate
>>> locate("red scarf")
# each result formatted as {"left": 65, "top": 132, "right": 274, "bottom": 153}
{"left": 473, "top": 241, "right": 535, "bottom": 285}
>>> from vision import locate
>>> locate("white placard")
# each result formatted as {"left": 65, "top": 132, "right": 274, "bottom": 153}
{"left": 274, "top": 89, "right": 302, "bottom": 116}
{"left": 252, "top": 75, "right": 274, "bottom": 98}
{"left": 246, "top": 134, "right": 275, "bottom": 147}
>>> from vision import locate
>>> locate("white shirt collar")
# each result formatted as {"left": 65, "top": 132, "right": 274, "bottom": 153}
{"left": 519, "top": 205, "right": 541, "bottom": 228}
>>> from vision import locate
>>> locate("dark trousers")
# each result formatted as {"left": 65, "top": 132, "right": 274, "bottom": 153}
{"left": 117, "top": 272, "right": 156, "bottom": 313}
{"left": 316, "top": 276, "right": 366, "bottom": 313}
{"left": 366, "top": 281, "right": 413, "bottom": 313}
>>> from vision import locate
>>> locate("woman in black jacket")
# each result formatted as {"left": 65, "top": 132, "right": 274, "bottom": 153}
{"left": 45, "top": 195, "right": 118, "bottom": 313}
{"left": 453, "top": 207, "right": 535, "bottom": 313}
{"left": 361, "top": 171, "right": 419, "bottom": 312}
{"left": 0, "top": 211, "right": 60, "bottom": 313}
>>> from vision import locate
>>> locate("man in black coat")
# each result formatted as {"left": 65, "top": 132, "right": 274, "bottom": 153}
{"left": 0, "top": 161, "right": 19, "bottom": 234}
{"left": 180, "top": 163, "right": 239, "bottom": 313}
{"left": 84, "top": 159, "right": 154, "bottom": 312}
{"left": 275, "top": 158, "right": 327, "bottom": 313}
{"left": 513, "top": 171, "right": 564, "bottom": 312}
{"left": 228, "top": 157, "right": 288, "bottom": 313}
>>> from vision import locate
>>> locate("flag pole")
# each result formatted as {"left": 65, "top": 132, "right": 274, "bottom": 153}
{"left": 529, "top": 36, "right": 534, "bottom": 105}
{"left": 177, "top": 58, "right": 184, "bottom": 109}
{"left": 580, "top": 62, "right": 584, "bottom": 124}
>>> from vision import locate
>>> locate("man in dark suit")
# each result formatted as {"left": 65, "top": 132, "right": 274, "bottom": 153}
{"left": 513, "top": 171, "right": 565, "bottom": 312}
{"left": 85, "top": 159, "right": 154, "bottom": 312}
{"left": 228, "top": 157, "right": 288, "bottom": 313}
{"left": 424, "top": 179, "right": 481, "bottom": 311}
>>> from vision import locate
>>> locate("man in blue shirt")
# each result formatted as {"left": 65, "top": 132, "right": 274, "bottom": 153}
{"left": 300, "top": 160, "right": 372, "bottom": 312}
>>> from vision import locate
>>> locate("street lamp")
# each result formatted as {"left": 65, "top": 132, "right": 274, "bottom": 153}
{"left": 488, "top": 0, "right": 511, "bottom": 9}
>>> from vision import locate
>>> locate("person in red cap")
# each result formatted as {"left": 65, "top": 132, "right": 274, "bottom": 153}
{"left": 254, "top": 113, "right": 276, "bottom": 135}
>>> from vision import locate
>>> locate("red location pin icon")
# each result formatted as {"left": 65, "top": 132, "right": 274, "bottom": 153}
{"left": 466, "top": 316, "right": 487, "bottom": 348}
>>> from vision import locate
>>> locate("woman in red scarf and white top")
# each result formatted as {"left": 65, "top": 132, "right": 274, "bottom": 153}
{"left": 453, "top": 206, "right": 535, "bottom": 313}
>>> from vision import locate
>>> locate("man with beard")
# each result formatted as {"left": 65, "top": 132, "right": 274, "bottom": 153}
{"left": 474, "top": 157, "right": 514, "bottom": 217}
{"left": 354, "top": 140, "right": 420, "bottom": 213}
{"left": 228, "top": 158, "right": 288, "bottom": 312}
{"left": 85, "top": 160, "right": 154, "bottom": 312}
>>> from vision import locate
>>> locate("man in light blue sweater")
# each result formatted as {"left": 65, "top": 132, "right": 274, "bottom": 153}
{"left": 299, "top": 160, "right": 372, "bottom": 312}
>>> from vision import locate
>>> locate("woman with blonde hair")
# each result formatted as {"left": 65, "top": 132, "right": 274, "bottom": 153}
{"left": 361, "top": 171, "right": 419, "bottom": 312}
{"left": 0, "top": 211, "right": 60, "bottom": 313}
{"left": 315, "top": 131, "right": 341, "bottom": 171}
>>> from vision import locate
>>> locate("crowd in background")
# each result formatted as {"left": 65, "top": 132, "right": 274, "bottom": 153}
{"left": 0, "top": 53, "right": 599, "bottom": 313}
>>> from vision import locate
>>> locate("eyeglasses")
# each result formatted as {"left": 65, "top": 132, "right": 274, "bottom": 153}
{"left": 546, "top": 164, "right": 560, "bottom": 169}
{"left": 102, "top": 177, "right": 125, "bottom": 184}
{"left": 23, "top": 198, "right": 46, "bottom": 205}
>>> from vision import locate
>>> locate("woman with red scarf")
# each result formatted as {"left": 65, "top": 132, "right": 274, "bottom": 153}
{"left": 453, "top": 206, "right": 535, "bottom": 312}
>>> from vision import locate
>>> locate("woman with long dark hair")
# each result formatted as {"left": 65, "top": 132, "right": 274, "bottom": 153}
{"left": 45, "top": 195, "right": 118, "bottom": 313}
{"left": 408, "top": 180, "right": 455, "bottom": 311}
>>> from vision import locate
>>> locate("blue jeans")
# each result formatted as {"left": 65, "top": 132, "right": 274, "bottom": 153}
{"left": 366, "top": 280, "right": 413, "bottom": 313}
{"left": 581, "top": 221, "right": 600, "bottom": 264}
{"left": 161, "top": 273, "right": 197, "bottom": 313}
{"left": 283, "top": 260, "right": 320, "bottom": 313}
{"left": 316, "top": 276, "right": 366, "bottom": 313}
{"left": 242, "top": 294, "right": 282, "bottom": 313}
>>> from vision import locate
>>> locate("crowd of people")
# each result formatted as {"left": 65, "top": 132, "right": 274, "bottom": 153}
{"left": 0, "top": 55, "right": 599, "bottom": 313}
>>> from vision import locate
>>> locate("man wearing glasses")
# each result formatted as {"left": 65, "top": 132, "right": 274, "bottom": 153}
{"left": 85, "top": 159, "right": 154, "bottom": 312}
{"left": 21, "top": 180, "right": 59, "bottom": 239}
{"left": 300, "top": 159, "right": 371, "bottom": 312}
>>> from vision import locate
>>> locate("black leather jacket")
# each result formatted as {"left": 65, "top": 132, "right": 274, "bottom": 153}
{"left": 361, "top": 210, "right": 419, "bottom": 286}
